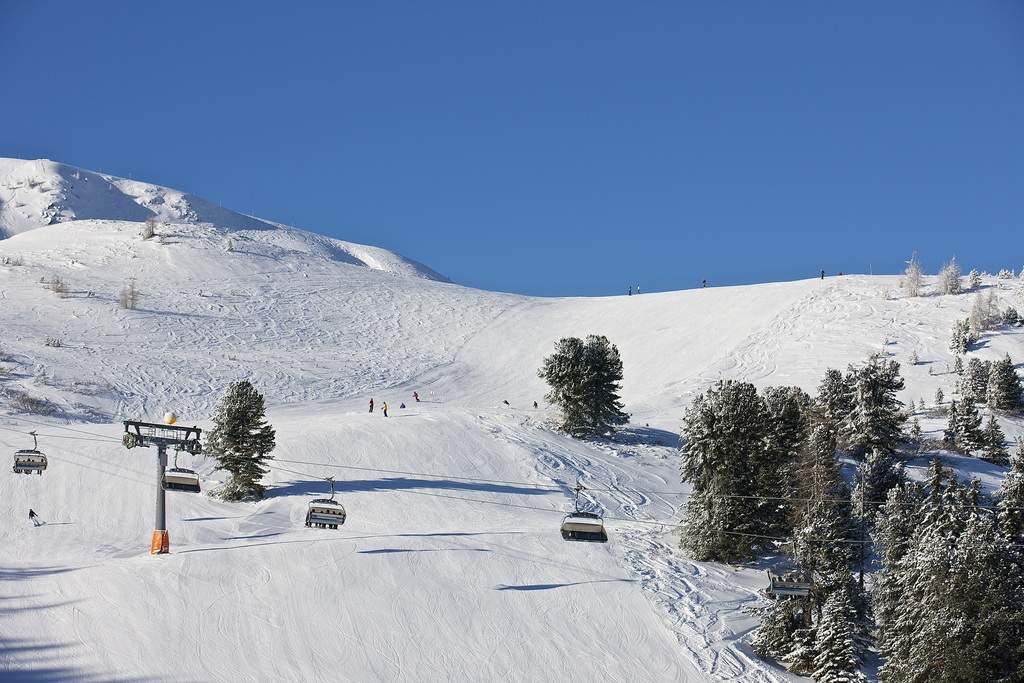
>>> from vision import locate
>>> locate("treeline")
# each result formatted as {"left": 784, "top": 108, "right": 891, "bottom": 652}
{"left": 679, "top": 354, "right": 1024, "bottom": 682}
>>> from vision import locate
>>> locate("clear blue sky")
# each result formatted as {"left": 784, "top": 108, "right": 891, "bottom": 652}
{"left": 2, "top": 2, "right": 1021, "bottom": 296}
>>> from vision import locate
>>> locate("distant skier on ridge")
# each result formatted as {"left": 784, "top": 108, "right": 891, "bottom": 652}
{"left": 369, "top": 398, "right": 374, "bottom": 413}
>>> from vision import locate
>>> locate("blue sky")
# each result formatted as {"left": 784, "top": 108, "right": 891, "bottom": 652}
{"left": 2, "top": 2, "right": 1022, "bottom": 295}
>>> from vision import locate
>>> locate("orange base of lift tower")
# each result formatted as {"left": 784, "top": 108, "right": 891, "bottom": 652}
{"left": 150, "top": 530, "right": 170, "bottom": 555}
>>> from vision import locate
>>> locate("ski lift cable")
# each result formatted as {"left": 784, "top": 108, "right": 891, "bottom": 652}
{"left": 2, "top": 415, "right": 122, "bottom": 442}
{"left": 4, "top": 416, "right": 1021, "bottom": 512}
{"left": 266, "top": 461, "right": 998, "bottom": 546}
{"left": 270, "top": 457, "right": 1022, "bottom": 510}
{"left": 0, "top": 422, "right": 118, "bottom": 443}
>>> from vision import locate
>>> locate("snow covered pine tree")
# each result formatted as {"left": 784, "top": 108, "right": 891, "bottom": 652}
{"left": 538, "top": 335, "right": 628, "bottom": 437}
{"left": 679, "top": 380, "right": 767, "bottom": 562}
{"left": 813, "top": 580, "right": 866, "bottom": 683}
{"left": 842, "top": 354, "right": 906, "bottom": 458}
{"left": 981, "top": 415, "right": 1008, "bottom": 465}
{"left": 987, "top": 354, "right": 1023, "bottom": 412}
{"left": 874, "top": 464, "right": 1024, "bottom": 681}
{"left": 207, "top": 380, "right": 277, "bottom": 500}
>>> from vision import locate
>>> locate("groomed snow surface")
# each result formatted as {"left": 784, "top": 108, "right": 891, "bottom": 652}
{"left": 1, "top": 165, "right": 1022, "bottom": 681}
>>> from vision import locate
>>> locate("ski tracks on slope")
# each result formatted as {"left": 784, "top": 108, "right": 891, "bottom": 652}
{"left": 477, "top": 412, "right": 789, "bottom": 682}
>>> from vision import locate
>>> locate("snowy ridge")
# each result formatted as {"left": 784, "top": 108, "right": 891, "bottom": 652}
{"left": 0, "top": 157, "right": 449, "bottom": 282}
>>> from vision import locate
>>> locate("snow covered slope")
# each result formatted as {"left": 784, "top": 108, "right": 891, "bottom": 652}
{"left": 0, "top": 158, "right": 448, "bottom": 282}
{"left": 1, "top": 163, "right": 1022, "bottom": 681}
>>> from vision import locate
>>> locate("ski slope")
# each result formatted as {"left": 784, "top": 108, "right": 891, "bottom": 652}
{"left": 1, "top": 160, "right": 1022, "bottom": 681}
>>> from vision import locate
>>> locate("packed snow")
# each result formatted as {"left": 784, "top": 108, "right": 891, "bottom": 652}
{"left": 0, "top": 160, "right": 1021, "bottom": 681}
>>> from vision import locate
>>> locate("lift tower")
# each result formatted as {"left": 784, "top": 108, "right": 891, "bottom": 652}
{"left": 122, "top": 416, "right": 202, "bottom": 554}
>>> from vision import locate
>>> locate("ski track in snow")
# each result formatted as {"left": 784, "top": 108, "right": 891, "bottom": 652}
{"left": 478, "top": 412, "right": 793, "bottom": 682}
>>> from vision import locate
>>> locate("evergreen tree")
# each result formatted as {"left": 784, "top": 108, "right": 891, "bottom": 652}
{"left": 816, "top": 369, "right": 854, "bottom": 436}
{"left": 958, "top": 357, "right": 991, "bottom": 404}
{"left": 906, "top": 418, "right": 921, "bottom": 448}
{"left": 793, "top": 421, "right": 841, "bottom": 500}
{"left": 943, "top": 400, "right": 959, "bottom": 449}
{"left": 539, "top": 335, "right": 628, "bottom": 437}
{"left": 758, "top": 386, "right": 811, "bottom": 535}
{"left": 949, "top": 319, "right": 974, "bottom": 355}
{"left": 986, "top": 354, "right": 1023, "bottom": 412}
{"left": 876, "top": 474, "right": 1024, "bottom": 682}
{"left": 794, "top": 483, "right": 854, "bottom": 577}
{"left": 955, "top": 400, "right": 985, "bottom": 454}
{"left": 842, "top": 355, "right": 906, "bottom": 458}
{"left": 1003, "top": 306, "right": 1020, "bottom": 326}
{"left": 207, "top": 380, "right": 277, "bottom": 500}
{"left": 813, "top": 579, "right": 867, "bottom": 683}
{"left": 853, "top": 449, "right": 904, "bottom": 518}
{"left": 996, "top": 440, "right": 1024, "bottom": 543}
{"left": 788, "top": 627, "right": 818, "bottom": 676}
{"left": 967, "top": 268, "right": 982, "bottom": 290}
{"left": 753, "top": 597, "right": 803, "bottom": 662}
{"left": 980, "top": 415, "right": 1009, "bottom": 465}
{"left": 953, "top": 355, "right": 964, "bottom": 375}
{"left": 679, "top": 380, "right": 765, "bottom": 562}
{"left": 933, "top": 387, "right": 943, "bottom": 405}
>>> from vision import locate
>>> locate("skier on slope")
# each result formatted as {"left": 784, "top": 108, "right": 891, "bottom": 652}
{"left": 382, "top": 402, "right": 389, "bottom": 417}
{"left": 369, "top": 398, "right": 374, "bottom": 413}
{"left": 29, "top": 509, "right": 42, "bottom": 527}
{"left": 820, "top": 269, "right": 825, "bottom": 280}
{"left": 533, "top": 401, "right": 538, "bottom": 409}
{"left": 400, "top": 402, "right": 406, "bottom": 409}
{"left": 413, "top": 391, "right": 420, "bottom": 402}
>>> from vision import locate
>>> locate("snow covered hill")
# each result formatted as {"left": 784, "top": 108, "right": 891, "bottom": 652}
{"left": 1, "top": 159, "right": 1022, "bottom": 681}
{"left": 0, "top": 158, "right": 448, "bottom": 282}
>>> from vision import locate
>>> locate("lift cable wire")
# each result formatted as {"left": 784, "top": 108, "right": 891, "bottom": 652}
{"left": 5, "top": 415, "right": 1021, "bottom": 513}
{"left": 262, "top": 461, "right": 1024, "bottom": 548}
{"left": 269, "top": 456, "right": 1023, "bottom": 511}
{"left": 0, "top": 423, "right": 118, "bottom": 443}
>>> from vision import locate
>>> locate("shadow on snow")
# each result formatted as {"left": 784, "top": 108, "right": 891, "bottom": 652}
{"left": 267, "top": 476, "right": 555, "bottom": 499}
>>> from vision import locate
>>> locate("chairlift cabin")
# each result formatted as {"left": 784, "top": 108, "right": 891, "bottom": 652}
{"left": 560, "top": 481, "right": 608, "bottom": 543}
{"left": 305, "top": 477, "right": 346, "bottom": 529}
{"left": 766, "top": 570, "right": 813, "bottom": 597}
{"left": 13, "top": 432, "right": 47, "bottom": 475}
{"left": 164, "top": 467, "right": 201, "bottom": 493}
{"left": 560, "top": 511, "right": 608, "bottom": 542}
{"left": 306, "top": 499, "right": 347, "bottom": 529}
